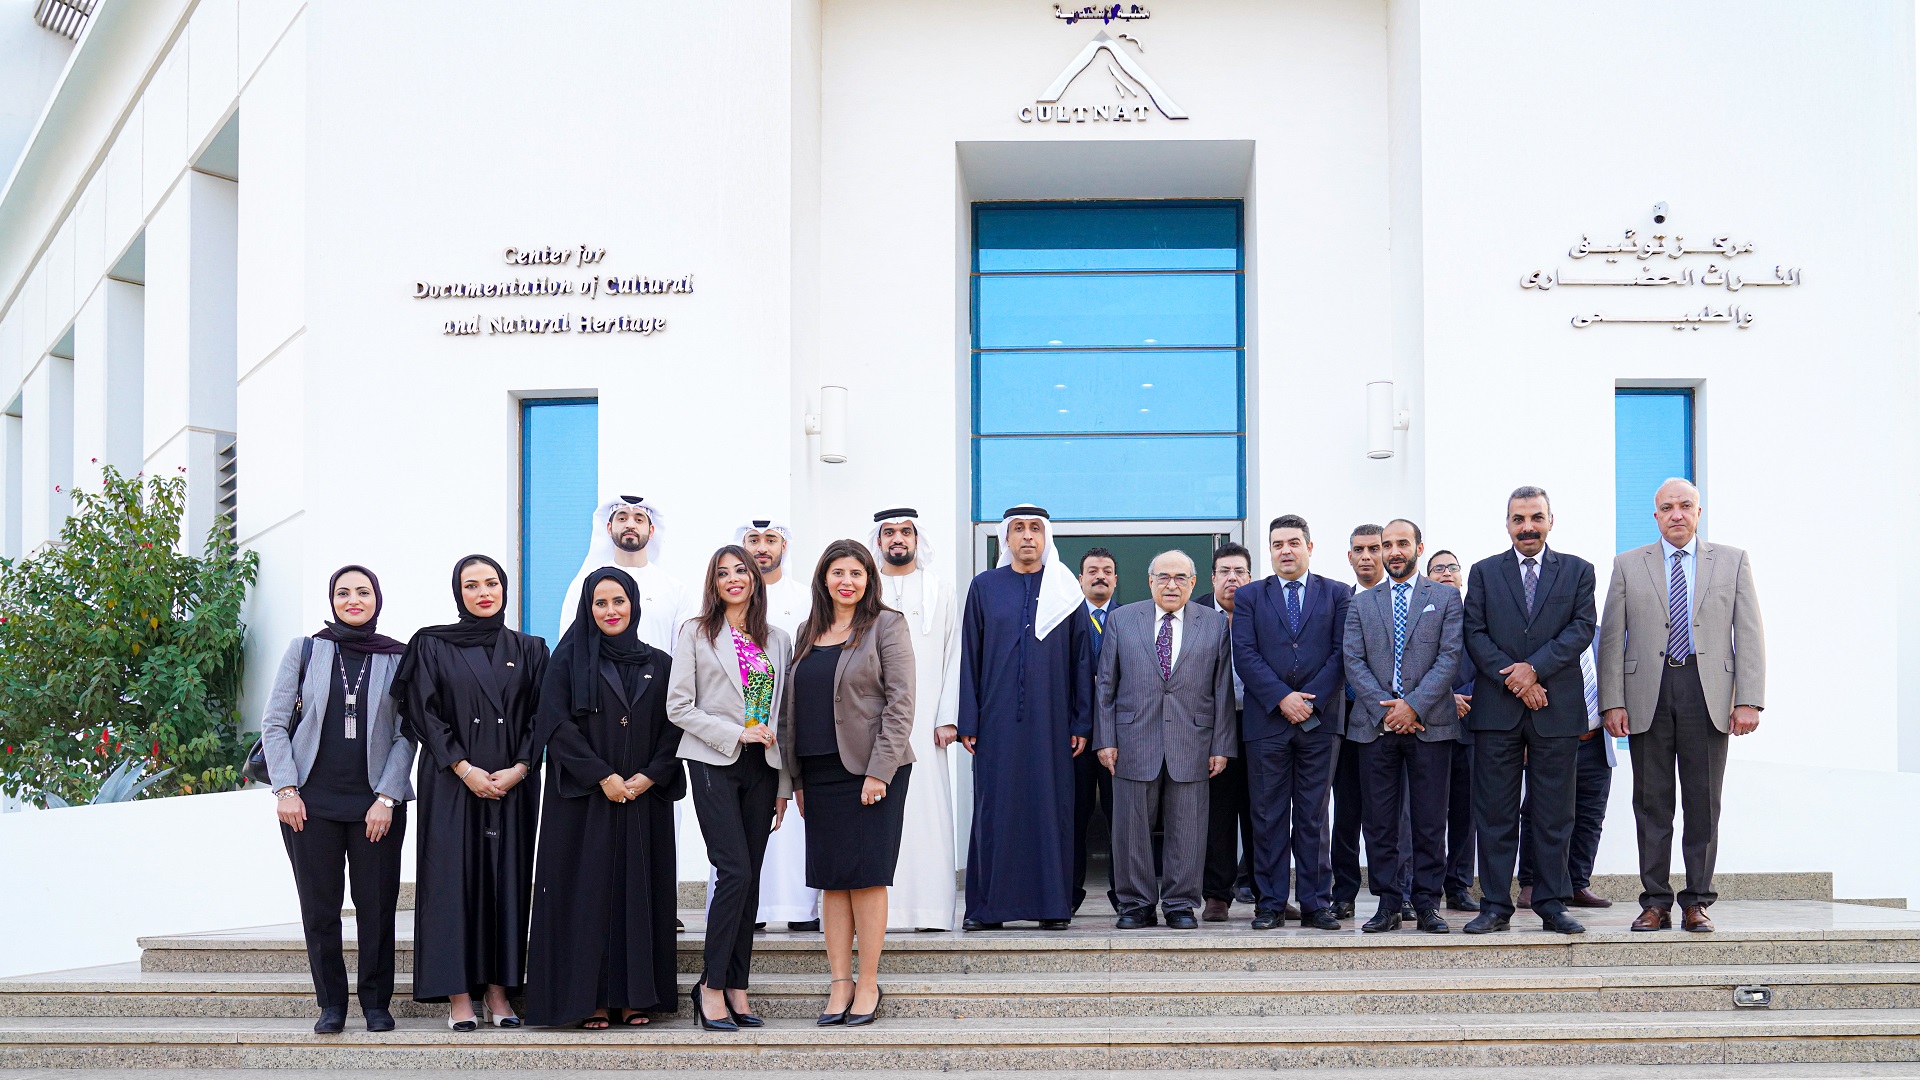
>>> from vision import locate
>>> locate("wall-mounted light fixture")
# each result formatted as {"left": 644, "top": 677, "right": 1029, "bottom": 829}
{"left": 1366, "top": 380, "right": 1411, "bottom": 460}
{"left": 805, "top": 385, "right": 848, "bottom": 464}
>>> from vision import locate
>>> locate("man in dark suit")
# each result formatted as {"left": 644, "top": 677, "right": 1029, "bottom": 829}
{"left": 1195, "top": 544, "right": 1259, "bottom": 922}
{"left": 1232, "top": 515, "right": 1351, "bottom": 931}
{"left": 1343, "top": 519, "right": 1466, "bottom": 933}
{"left": 1071, "top": 547, "right": 1120, "bottom": 914}
{"left": 1330, "top": 524, "right": 1385, "bottom": 919}
{"left": 1462, "top": 486, "right": 1597, "bottom": 935}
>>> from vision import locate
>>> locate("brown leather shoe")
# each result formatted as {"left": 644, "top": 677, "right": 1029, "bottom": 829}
{"left": 1569, "top": 887, "right": 1613, "bottom": 908}
{"left": 1630, "top": 906, "right": 1672, "bottom": 931}
{"left": 1516, "top": 886, "right": 1533, "bottom": 909}
{"left": 1682, "top": 904, "right": 1714, "bottom": 932}
{"left": 1202, "top": 898, "right": 1230, "bottom": 922}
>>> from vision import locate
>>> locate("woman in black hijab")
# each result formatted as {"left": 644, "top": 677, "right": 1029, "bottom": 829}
{"left": 394, "top": 555, "right": 550, "bottom": 1030}
{"left": 259, "top": 565, "right": 416, "bottom": 1035}
{"left": 522, "top": 567, "right": 685, "bottom": 1028}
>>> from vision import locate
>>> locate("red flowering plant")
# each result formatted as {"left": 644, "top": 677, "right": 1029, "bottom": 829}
{"left": 0, "top": 468, "right": 258, "bottom": 806}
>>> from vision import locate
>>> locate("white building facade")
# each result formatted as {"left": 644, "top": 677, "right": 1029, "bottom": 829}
{"left": 1, "top": 0, "right": 1917, "bottom": 900}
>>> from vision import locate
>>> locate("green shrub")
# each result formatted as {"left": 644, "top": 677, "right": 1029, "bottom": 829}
{"left": 0, "top": 466, "right": 259, "bottom": 806}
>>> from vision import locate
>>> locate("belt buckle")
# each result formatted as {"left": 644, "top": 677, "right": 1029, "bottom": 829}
{"left": 1665, "top": 654, "right": 1688, "bottom": 669}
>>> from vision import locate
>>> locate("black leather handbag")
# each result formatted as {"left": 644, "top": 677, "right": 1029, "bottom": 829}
{"left": 242, "top": 637, "right": 312, "bottom": 787}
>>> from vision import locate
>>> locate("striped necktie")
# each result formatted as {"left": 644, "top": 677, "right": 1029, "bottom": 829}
{"left": 1666, "top": 552, "right": 1692, "bottom": 661}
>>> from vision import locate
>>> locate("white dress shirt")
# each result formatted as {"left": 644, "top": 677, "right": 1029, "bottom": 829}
{"left": 1659, "top": 535, "right": 1699, "bottom": 617}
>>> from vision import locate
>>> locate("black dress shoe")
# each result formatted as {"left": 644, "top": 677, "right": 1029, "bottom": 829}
{"left": 1401, "top": 900, "right": 1416, "bottom": 921}
{"left": 1250, "top": 908, "right": 1284, "bottom": 930}
{"left": 1038, "top": 918, "right": 1071, "bottom": 930}
{"left": 1539, "top": 909, "right": 1586, "bottom": 935}
{"left": 314, "top": 1005, "right": 348, "bottom": 1034}
{"left": 1164, "top": 910, "right": 1198, "bottom": 930}
{"left": 1463, "top": 911, "right": 1510, "bottom": 934}
{"left": 1301, "top": 907, "right": 1343, "bottom": 931}
{"left": 962, "top": 918, "right": 1003, "bottom": 931}
{"left": 788, "top": 920, "right": 821, "bottom": 932}
{"left": 1332, "top": 901, "right": 1356, "bottom": 920}
{"left": 1234, "top": 886, "right": 1257, "bottom": 905}
{"left": 1115, "top": 909, "right": 1158, "bottom": 930}
{"left": 1361, "top": 907, "right": 1402, "bottom": 933}
{"left": 1446, "top": 890, "right": 1480, "bottom": 912}
{"left": 363, "top": 1006, "right": 395, "bottom": 1032}
{"left": 1415, "top": 908, "right": 1450, "bottom": 934}
{"left": 692, "top": 984, "right": 738, "bottom": 1032}
{"left": 843, "top": 987, "right": 883, "bottom": 1027}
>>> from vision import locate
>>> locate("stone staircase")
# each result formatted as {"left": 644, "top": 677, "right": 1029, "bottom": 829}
{"left": 2, "top": 891, "right": 1919, "bottom": 1070}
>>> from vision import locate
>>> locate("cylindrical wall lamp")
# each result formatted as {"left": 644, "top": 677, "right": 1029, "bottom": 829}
{"left": 1366, "top": 380, "right": 1411, "bottom": 460}
{"left": 805, "top": 385, "right": 848, "bottom": 463}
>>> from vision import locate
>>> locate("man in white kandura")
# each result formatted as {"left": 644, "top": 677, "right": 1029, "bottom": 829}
{"left": 868, "top": 508, "right": 962, "bottom": 931}
{"left": 731, "top": 517, "right": 822, "bottom": 932}
{"left": 555, "top": 494, "right": 691, "bottom": 652}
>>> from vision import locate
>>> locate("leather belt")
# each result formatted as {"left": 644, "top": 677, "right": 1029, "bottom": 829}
{"left": 1665, "top": 653, "right": 1696, "bottom": 670}
{"left": 1579, "top": 729, "right": 1599, "bottom": 742}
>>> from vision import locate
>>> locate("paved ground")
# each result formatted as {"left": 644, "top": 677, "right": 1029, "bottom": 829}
{"left": 4, "top": 1066, "right": 1920, "bottom": 1079}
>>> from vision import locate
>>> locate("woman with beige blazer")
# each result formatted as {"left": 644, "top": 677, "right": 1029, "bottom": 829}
{"left": 667, "top": 544, "right": 792, "bottom": 1033}
{"left": 783, "top": 539, "right": 916, "bottom": 1027}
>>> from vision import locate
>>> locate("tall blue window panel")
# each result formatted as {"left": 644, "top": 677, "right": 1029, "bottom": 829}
{"left": 1615, "top": 389, "right": 1693, "bottom": 553}
{"left": 973, "top": 201, "right": 1245, "bottom": 521}
{"left": 521, "top": 398, "right": 598, "bottom": 644}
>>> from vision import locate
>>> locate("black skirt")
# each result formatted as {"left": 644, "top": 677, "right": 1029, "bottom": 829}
{"left": 800, "top": 753, "right": 912, "bottom": 891}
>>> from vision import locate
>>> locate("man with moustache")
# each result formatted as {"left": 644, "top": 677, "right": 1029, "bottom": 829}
{"left": 1329, "top": 524, "right": 1385, "bottom": 919}
{"left": 1425, "top": 550, "right": 1480, "bottom": 913}
{"left": 1071, "top": 548, "right": 1120, "bottom": 914}
{"left": 1601, "top": 478, "right": 1765, "bottom": 933}
{"left": 1196, "top": 543, "right": 1259, "bottom": 921}
{"left": 1462, "top": 487, "right": 1597, "bottom": 935}
{"left": 1343, "top": 520, "right": 1465, "bottom": 934}
{"left": 1232, "top": 517, "right": 1350, "bottom": 931}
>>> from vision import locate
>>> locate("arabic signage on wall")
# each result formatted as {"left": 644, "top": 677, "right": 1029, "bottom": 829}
{"left": 1519, "top": 228, "right": 1802, "bottom": 330}
{"left": 412, "top": 245, "right": 693, "bottom": 337}
{"left": 1020, "top": 6, "right": 1187, "bottom": 125}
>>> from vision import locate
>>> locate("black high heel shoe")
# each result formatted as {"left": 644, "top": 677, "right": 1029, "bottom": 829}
{"left": 816, "top": 977, "right": 854, "bottom": 1026}
{"left": 726, "top": 995, "right": 765, "bottom": 1028}
{"left": 691, "top": 982, "right": 738, "bottom": 1032}
{"left": 844, "top": 985, "right": 883, "bottom": 1027}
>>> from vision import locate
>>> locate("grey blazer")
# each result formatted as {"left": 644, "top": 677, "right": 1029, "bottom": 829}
{"left": 1343, "top": 576, "right": 1465, "bottom": 744}
{"left": 259, "top": 636, "right": 417, "bottom": 800}
{"left": 1092, "top": 600, "right": 1237, "bottom": 784}
{"left": 1599, "top": 540, "right": 1765, "bottom": 733}
{"left": 667, "top": 618, "right": 793, "bottom": 797}
{"left": 780, "top": 609, "right": 917, "bottom": 786}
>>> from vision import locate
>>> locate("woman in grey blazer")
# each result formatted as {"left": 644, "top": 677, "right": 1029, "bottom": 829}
{"left": 260, "top": 566, "right": 418, "bottom": 1035}
{"left": 782, "top": 539, "right": 915, "bottom": 1027}
{"left": 667, "top": 545, "right": 793, "bottom": 1033}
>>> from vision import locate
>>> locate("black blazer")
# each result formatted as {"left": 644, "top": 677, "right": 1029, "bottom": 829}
{"left": 1462, "top": 546, "right": 1596, "bottom": 737}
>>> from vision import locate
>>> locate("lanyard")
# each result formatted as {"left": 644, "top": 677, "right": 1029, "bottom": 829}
{"left": 338, "top": 653, "right": 371, "bottom": 740}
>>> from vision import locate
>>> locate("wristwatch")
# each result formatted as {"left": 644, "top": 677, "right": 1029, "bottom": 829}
{"left": 376, "top": 795, "right": 397, "bottom": 809}
{"left": 275, "top": 787, "right": 299, "bottom": 801}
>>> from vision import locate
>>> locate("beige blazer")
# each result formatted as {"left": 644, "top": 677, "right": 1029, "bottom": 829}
{"left": 781, "top": 609, "right": 917, "bottom": 786}
{"left": 1598, "top": 539, "right": 1765, "bottom": 733}
{"left": 667, "top": 618, "right": 793, "bottom": 797}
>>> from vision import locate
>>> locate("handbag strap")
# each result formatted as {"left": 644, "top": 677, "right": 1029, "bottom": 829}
{"left": 290, "top": 637, "right": 313, "bottom": 732}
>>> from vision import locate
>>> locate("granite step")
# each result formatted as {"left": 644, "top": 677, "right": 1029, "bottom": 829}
{"left": 8, "top": 963, "right": 1920, "bottom": 1019}
{"left": 1, "top": 1009, "right": 1918, "bottom": 1070}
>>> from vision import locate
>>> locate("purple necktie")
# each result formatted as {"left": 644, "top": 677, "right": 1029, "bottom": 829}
{"left": 1156, "top": 612, "right": 1174, "bottom": 681}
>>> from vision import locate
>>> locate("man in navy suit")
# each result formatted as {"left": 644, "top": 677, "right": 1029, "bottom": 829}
{"left": 1462, "top": 486, "right": 1598, "bottom": 935}
{"left": 1231, "top": 515, "right": 1351, "bottom": 931}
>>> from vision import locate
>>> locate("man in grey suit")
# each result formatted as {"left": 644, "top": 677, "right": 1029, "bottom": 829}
{"left": 1094, "top": 550, "right": 1238, "bottom": 930}
{"left": 1342, "top": 519, "right": 1465, "bottom": 934}
{"left": 1600, "top": 478, "right": 1765, "bottom": 933}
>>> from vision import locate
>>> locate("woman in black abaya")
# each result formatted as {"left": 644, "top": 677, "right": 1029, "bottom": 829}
{"left": 394, "top": 555, "right": 549, "bottom": 1030}
{"left": 523, "top": 567, "right": 685, "bottom": 1028}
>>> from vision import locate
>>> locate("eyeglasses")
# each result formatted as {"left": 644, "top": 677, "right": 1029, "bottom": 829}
{"left": 1149, "top": 573, "right": 1194, "bottom": 586}
{"left": 1428, "top": 563, "right": 1461, "bottom": 575}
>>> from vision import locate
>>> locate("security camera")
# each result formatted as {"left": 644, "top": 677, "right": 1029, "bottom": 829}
{"left": 1652, "top": 202, "right": 1669, "bottom": 226}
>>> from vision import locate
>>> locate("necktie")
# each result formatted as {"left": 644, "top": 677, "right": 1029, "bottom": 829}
{"left": 1090, "top": 606, "right": 1106, "bottom": 658}
{"left": 1391, "top": 582, "right": 1410, "bottom": 696}
{"left": 1666, "top": 551, "right": 1692, "bottom": 661}
{"left": 1156, "top": 612, "right": 1174, "bottom": 681}
{"left": 1521, "top": 556, "right": 1539, "bottom": 616}
{"left": 1580, "top": 646, "right": 1601, "bottom": 729}
{"left": 1284, "top": 580, "right": 1302, "bottom": 634}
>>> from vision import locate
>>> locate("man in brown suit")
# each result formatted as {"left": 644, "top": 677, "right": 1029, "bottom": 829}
{"left": 1599, "top": 478, "right": 1765, "bottom": 933}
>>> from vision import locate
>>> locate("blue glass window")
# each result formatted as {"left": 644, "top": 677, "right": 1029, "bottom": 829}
{"left": 973, "top": 201, "right": 1244, "bottom": 522}
{"left": 521, "top": 398, "right": 598, "bottom": 644}
{"left": 1615, "top": 389, "right": 1693, "bottom": 552}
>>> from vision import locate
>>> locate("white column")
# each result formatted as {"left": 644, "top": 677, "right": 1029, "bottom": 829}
{"left": 20, "top": 356, "right": 75, "bottom": 550}
{"left": 144, "top": 172, "right": 238, "bottom": 554}
{"left": 72, "top": 279, "right": 146, "bottom": 493}
{"left": 1, "top": 412, "right": 22, "bottom": 559}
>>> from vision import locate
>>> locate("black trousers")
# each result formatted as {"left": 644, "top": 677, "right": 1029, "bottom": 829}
{"left": 1202, "top": 750, "right": 1256, "bottom": 902}
{"left": 1244, "top": 728, "right": 1338, "bottom": 914}
{"left": 1071, "top": 748, "right": 1115, "bottom": 912}
{"left": 1357, "top": 735, "right": 1452, "bottom": 910}
{"left": 1330, "top": 735, "right": 1364, "bottom": 904}
{"left": 281, "top": 807, "right": 407, "bottom": 1010}
{"left": 1518, "top": 730, "right": 1611, "bottom": 890}
{"left": 1444, "top": 740, "right": 1476, "bottom": 894}
{"left": 691, "top": 754, "right": 778, "bottom": 991}
{"left": 1473, "top": 714, "right": 1580, "bottom": 918}
{"left": 1629, "top": 657, "right": 1728, "bottom": 910}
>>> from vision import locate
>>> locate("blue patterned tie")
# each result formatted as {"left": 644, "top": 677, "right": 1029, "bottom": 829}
{"left": 1391, "top": 582, "right": 1410, "bottom": 696}
{"left": 1284, "top": 580, "right": 1302, "bottom": 634}
{"left": 1090, "top": 606, "right": 1106, "bottom": 658}
{"left": 1156, "top": 612, "right": 1174, "bottom": 681}
{"left": 1666, "top": 551, "right": 1692, "bottom": 661}
{"left": 1580, "top": 646, "right": 1601, "bottom": 727}
{"left": 1521, "top": 556, "right": 1539, "bottom": 616}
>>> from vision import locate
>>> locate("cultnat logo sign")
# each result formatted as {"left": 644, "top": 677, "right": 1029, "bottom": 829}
{"left": 1019, "top": 29, "right": 1187, "bottom": 125}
